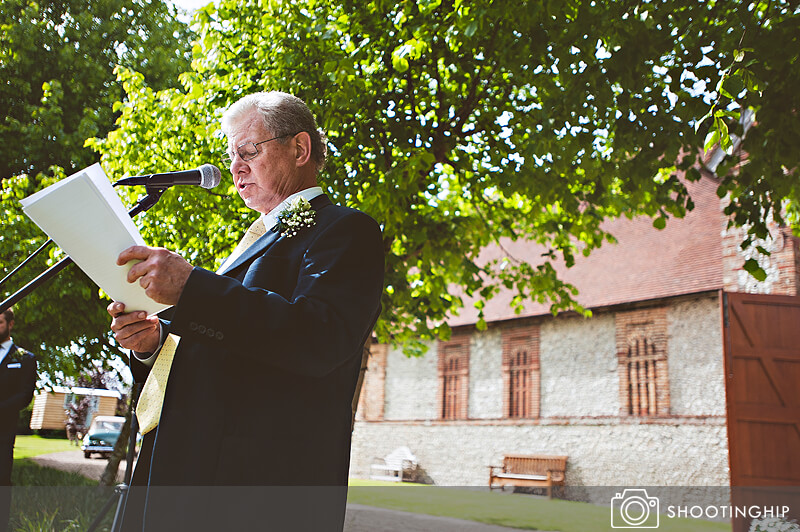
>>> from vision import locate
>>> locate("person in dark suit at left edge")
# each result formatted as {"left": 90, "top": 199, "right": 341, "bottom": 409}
{"left": 0, "top": 307, "right": 38, "bottom": 528}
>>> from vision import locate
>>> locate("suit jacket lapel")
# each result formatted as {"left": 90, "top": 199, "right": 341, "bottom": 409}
{"left": 1, "top": 344, "right": 16, "bottom": 370}
{"left": 309, "top": 194, "right": 332, "bottom": 211}
{"left": 218, "top": 194, "right": 333, "bottom": 276}
{"left": 219, "top": 229, "right": 281, "bottom": 276}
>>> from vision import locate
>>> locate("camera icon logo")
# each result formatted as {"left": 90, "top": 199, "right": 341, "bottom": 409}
{"left": 610, "top": 489, "right": 660, "bottom": 528}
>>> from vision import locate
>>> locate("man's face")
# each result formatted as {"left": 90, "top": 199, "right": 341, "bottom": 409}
{"left": 227, "top": 114, "right": 299, "bottom": 215}
{"left": 0, "top": 314, "right": 12, "bottom": 343}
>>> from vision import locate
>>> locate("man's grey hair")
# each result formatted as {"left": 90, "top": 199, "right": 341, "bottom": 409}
{"left": 221, "top": 91, "right": 327, "bottom": 172}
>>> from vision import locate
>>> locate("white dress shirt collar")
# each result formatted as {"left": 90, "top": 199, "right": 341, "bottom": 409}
{"left": 0, "top": 338, "right": 13, "bottom": 365}
{"left": 261, "top": 186, "right": 324, "bottom": 231}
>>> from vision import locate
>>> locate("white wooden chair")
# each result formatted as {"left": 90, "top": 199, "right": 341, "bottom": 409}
{"left": 369, "top": 446, "right": 418, "bottom": 482}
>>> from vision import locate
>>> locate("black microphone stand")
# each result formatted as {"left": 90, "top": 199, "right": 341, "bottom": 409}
{"left": 0, "top": 238, "right": 55, "bottom": 290}
{"left": 1, "top": 184, "right": 167, "bottom": 532}
{"left": 86, "top": 382, "right": 142, "bottom": 532}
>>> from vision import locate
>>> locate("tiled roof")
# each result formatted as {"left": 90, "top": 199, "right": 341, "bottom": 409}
{"left": 449, "top": 176, "right": 724, "bottom": 326}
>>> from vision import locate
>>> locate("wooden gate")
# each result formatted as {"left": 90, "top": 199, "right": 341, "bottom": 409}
{"left": 723, "top": 292, "right": 800, "bottom": 529}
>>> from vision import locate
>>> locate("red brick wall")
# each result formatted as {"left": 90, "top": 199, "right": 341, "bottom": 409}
{"left": 357, "top": 343, "right": 387, "bottom": 421}
{"left": 774, "top": 229, "right": 800, "bottom": 295}
{"left": 794, "top": 232, "right": 800, "bottom": 294}
{"left": 721, "top": 210, "right": 800, "bottom": 295}
{"left": 615, "top": 307, "right": 671, "bottom": 417}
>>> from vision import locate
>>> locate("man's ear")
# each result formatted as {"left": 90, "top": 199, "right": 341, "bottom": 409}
{"left": 294, "top": 131, "right": 312, "bottom": 167}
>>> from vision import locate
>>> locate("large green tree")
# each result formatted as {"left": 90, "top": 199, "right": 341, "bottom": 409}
{"left": 0, "top": 0, "right": 194, "bottom": 379}
{"left": 90, "top": 0, "right": 800, "bottom": 352}
{"left": 0, "top": 0, "right": 194, "bottom": 181}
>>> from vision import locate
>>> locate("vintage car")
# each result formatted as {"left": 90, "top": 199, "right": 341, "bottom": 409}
{"left": 81, "top": 415, "right": 125, "bottom": 459}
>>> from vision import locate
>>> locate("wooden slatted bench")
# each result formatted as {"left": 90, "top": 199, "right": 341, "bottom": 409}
{"left": 488, "top": 454, "right": 567, "bottom": 498}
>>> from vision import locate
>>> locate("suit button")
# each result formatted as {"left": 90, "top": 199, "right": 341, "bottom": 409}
{"left": 206, "top": 328, "right": 215, "bottom": 338}
{"left": 215, "top": 331, "right": 224, "bottom": 341}
{"left": 198, "top": 325, "right": 206, "bottom": 334}
{"left": 189, "top": 322, "right": 198, "bottom": 332}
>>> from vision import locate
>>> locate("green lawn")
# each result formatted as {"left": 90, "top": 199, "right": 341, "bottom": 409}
{"left": 7, "top": 442, "right": 732, "bottom": 532}
{"left": 347, "top": 480, "right": 732, "bottom": 532}
{"left": 9, "top": 460, "right": 113, "bottom": 531}
{"left": 13, "top": 435, "right": 76, "bottom": 459}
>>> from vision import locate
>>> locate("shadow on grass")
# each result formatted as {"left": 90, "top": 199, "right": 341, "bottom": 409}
{"left": 8, "top": 459, "right": 114, "bottom": 532}
{"left": 7, "top": 464, "right": 736, "bottom": 532}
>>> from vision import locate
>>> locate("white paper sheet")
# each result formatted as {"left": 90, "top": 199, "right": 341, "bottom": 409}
{"left": 20, "top": 163, "right": 169, "bottom": 315}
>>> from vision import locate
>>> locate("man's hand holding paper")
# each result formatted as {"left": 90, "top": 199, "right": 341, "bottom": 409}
{"left": 118, "top": 245, "right": 193, "bottom": 305}
{"left": 108, "top": 244, "right": 192, "bottom": 354}
{"left": 107, "top": 302, "right": 160, "bottom": 354}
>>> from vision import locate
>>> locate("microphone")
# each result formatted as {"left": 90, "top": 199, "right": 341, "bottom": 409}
{"left": 114, "top": 164, "right": 222, "bottom": 189}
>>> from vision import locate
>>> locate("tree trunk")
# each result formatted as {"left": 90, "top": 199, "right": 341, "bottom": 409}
{"left": 351, "top": 341, "right": 372, "bottom": 432}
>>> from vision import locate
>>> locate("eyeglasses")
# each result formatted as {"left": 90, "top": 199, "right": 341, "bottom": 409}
{"left": 222, "top": 134, "right": 294, "bottom": 166}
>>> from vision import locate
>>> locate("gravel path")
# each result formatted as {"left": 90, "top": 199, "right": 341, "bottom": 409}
{"left": 30, "top": 450, "right": 128, "bottom": 483}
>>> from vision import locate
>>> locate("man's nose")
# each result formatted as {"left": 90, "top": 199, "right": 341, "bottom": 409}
{"left": 230, "top": 154, "right": 249, "bottom": 174}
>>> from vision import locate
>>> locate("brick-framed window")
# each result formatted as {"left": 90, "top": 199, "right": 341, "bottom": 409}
{"left": 502, "top": 326, "right": 540, "bottom": 419}
{"left": 438, "top": 335, "right": 470, "bottom": 420}
{"left": 616, "top": 308, "right": 670, "bottom": 417}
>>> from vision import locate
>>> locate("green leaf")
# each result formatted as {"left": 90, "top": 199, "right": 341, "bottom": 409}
{"left": 695, "top": 109, "right": 713, "bottom": 133}
{"left": 743, "top": 259, "right": 767, "bottom": 282}
{"left": 704, "top": 129, "right": 720, "bottom": 152}
{"left": 465, "top": 21, "right": 478, "bottom": 37}
{"left": 720, "top": 74, "right": 744, "bottom": 99}
{"left": 391, "top": 45, "right": 411, "bottom": 72}
{"left": 741, "top": 69, "right": 762, "bottom": 93}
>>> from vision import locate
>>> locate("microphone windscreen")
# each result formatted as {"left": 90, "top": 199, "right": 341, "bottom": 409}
{"left": 199, "top": 164, "right": 222, "bottom": 189}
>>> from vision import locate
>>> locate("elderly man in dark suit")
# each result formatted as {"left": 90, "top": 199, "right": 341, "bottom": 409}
{"left": 108, "top": 92, "right": 383, "bottom": 530}
{"left": 0, "top": 307, "right": 37, "bottom": 527}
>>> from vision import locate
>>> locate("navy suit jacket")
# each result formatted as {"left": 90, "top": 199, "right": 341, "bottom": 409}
{"left": 0, "top": 344, "right": 36, "bottom": 439}
{"left": 130, "top": 194, "right": 384, "bottom": 488}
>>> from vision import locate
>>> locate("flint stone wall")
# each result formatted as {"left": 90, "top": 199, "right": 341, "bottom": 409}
{"left": 351, "top": 293, "right": 729, "bottom": 487}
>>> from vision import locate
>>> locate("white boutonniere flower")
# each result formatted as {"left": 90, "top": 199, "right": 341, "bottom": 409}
{"left": 277, "top": 197, "right": 316, "bottom": 238}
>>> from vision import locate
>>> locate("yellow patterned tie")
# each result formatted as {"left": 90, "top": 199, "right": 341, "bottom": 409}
{"left": 136, "top": 333, "right": 180, "bottom": 434}
{"left": 136, "top": 218, "right": 267, "bottom": 434}
{"left": 217, "top": 218, "right": 267, "bottom": 273}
